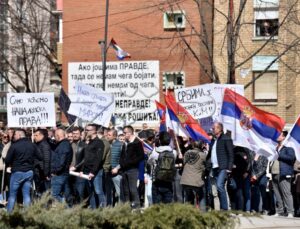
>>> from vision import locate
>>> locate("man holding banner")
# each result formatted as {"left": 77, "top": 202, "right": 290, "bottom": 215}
{"left": 77, "top": 124, "right": 105, "bottom": 209}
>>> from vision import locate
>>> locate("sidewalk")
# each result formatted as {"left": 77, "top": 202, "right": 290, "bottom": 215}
{"left": 237, "top": 215, "right": 300, "bottom": 229}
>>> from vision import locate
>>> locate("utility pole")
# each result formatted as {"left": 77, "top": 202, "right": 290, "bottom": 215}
{"left": 227, "top": 0, "right": 235, "bottom": 84}
{"left": 99, "top": 0, "right": 109, "bottom": 91}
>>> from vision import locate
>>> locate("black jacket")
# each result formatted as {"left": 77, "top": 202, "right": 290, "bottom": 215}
{"left": 73, "top": 140, "right": 86, "bottom": 171}
{"left": 207, "top": 133, "right": 234, "bottom": 171}
{"left": 51, "top": 139, "right": 73, "bottom": 175}
{"left": 5, "top": 138, "right": 41, "bottom": 173}
{"left": 81, "top": 137, "right": 104, "bottom": 175}
{"left": 35, "top": 139, "right": 52, "bottom": 177}
{"left": 120, "top": 137, "right": 144, "bottom": 171}
{"left": 232, "top": 146, "right": 251, "bottom": 177}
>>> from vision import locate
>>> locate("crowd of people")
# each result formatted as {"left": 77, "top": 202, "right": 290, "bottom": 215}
{"left": 0, "top": 122, "right": 299, "bottom": 217}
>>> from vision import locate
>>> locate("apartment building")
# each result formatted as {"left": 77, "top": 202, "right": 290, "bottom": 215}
{"left": 213, "top": 0, "right": 300, "bottom": 125}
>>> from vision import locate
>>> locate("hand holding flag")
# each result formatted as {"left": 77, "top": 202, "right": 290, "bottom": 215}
{"left": 221, "top": 88, "right": 285, "bottom": 159}
{"left": 282, "top": 115, "right": 300, "bottom": 161}
{"left": 155, "top": 100, "right": 167, "bottom": 132}
{"left": 165, "top": 94, "right": 211, "bottom": 143}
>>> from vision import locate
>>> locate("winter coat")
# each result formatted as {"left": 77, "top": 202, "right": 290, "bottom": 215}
{"left": 120, "top": 137, "right": 144, "bottom": 171}
{"left": 51, "top": 139, "right": 73, "bottom": 175}
{"left": 81, "top": 137, "right": 104, "bottom": 175}
{"left": 35, "top": 139, "right": 52, "bottom": 177}
{"left": 251, "top": 152, "right": 268, "bottom": 179}
{"left": 207, "top": 133, "right": 234, "bottom": 171}
{"left": 278, "top": 146, "right": 296, "bottom": 177}
{"left": 5, "top": 138, "right": 41, "bottom": 173}
{"left": 180, "top": 149, "right": 206, "bottom": 187}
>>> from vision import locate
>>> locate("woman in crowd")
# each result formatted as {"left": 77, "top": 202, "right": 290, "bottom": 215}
{"left": 180, "top": 141, "right": 207, "bottom": 211}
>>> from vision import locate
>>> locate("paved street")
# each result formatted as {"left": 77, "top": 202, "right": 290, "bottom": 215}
{"left": 237, "top": 215, "right": 300, "bottom": 229}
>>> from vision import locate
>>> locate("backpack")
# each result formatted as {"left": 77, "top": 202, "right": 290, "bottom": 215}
{"left": 154, "top": 150, "right": 176, "bottom": 182}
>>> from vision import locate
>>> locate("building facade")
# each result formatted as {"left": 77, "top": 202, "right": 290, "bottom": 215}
{"left": 213, "top": 0, "right": 300, "bottom": 125}
{"left": 62, "top": 0, "right": 214, "bottom": 113}
{"left": 0, "top": 0, "right": 61, "bottom": 123}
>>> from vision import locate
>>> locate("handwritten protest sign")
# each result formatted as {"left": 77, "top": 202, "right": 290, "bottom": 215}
{"left": 175, "top": 84, "right": 244, "bottom": 121}
{"left": 7, "top": 93, "right": 55, "bottom": 127}
{"left": 175, "top": 84, "right": 216, "bottom": 119}
{"left": 68, "top": 61, "right": 160, "bottom": 125}
{"left": 68, "top": 82, "right": 115, "bottom": 127}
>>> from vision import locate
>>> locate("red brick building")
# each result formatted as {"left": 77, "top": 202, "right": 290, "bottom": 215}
{"left": 62, "top": 0, "right": 213, "bottom": 97}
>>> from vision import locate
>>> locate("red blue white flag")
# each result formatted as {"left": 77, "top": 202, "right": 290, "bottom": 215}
{"left": 110, "top": 38, "right": 131, "bottom": 60}
{"left": 155, "top": 100, "right": 167, "bottom": 132}
{"left": 221, "top": 88, "right": 285, "bottom": 159}
{"left": 165, "top": 94, "right": 211, "bottom": 143}
{"left": 283, "top": 115, "right": 300, "bottom": 161}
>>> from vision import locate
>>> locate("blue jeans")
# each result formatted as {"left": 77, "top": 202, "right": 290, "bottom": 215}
{"left": 251, "top": 174, "right": 268, "bottom": 212}
{"left": 112, "top": 174, "right": 122, "bottom": 198}
{"left": 7, "top": 170, "right": 33, "bottom": 213}
{"left": 152, "top": 181, "right": 173, "bottom": 204}
{"left": 75, "top": 177, "right": 86, "bottom": 203}
{"left": 88, "top": 169, "right": 106, "bottom": 209}
{"left": 173, "top": 170, "right": 183, "bottom": 203}
{"left": 51, "top": 174, "right": 69, "bottom": 202}
{"left": 234, "top": 175, "right": 251, "bottom": 212}
{"left": 121, "top": 168, "right": 140, "bottom": 207}
{"left": 213, "top": 168, "right": 228, "bottom": 210}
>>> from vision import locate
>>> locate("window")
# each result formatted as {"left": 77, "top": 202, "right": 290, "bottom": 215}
{"left": 163, "top": 10, "right": 186, "bottom": 30}
{"left": 254, "top": 0, "right": 279, "bottom": 37}
{"left": 163, "top": 72, "right": 185, "bottom": 90}
{"left": 253, "top": 72, "right": 278, "bottom": 102}
{"left": 0, "top": 96, "right": 6, "bottom": 106}
{"left": 252, "top": 56, "right": 278, "bottom": 102}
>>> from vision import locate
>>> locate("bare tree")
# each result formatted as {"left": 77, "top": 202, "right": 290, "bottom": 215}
{"left": 0, "top": 0, "right": 60, "bottom": 92}
{"left": 126, "top": 0, "right": 300, "bottom": 87}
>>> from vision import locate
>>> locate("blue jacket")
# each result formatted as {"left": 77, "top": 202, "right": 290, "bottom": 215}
{"left": 51, "top": 139, "right": 73, "bottom": 175}
{"left": 110, "top": 140, "right": 123, "bottom": 169}
{"left": 278, "top": 146, "right": 296, "bottom": 177}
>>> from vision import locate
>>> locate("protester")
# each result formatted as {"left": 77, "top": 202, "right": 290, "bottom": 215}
{"left": 112, "top": 125, "right": 144, "bottom": 209}
{"left": 72, "top": 124, "right": 105, "bottom": 209}
{"left": 207, "top": 122, "right": 234, "bottom": 210}
{"left": 294, "top": 160, "right": 300, "bottom": 216}
{"left": 106, "top": 129, "right": 123, "bottom": 204}
{"left": 229, "top": 146, "right": 251, "bottom": 212}
{"left": 0, "top": 132, "right": 9, "bottom": 204}
{"left": 98, "top": 127, "right": 111, "bottom": 206}
{"left": 5, "top": 129, "right": 42, "bottom": 212}
{"left": 66, "top": 130, "right": 73, "bottom": 143}
{"left": 70, "top": 127, "right": 86, "bottom": 203}
{"left": 180, "top": 141, "right": 206, "bottom": 211}
{"left": 271, "top": 130, "right": 296, "bottom": 217}
{"left": 148, "top": 131, "right": 176, "bottom": 204}
{"left": 251, "top": 152, "right": 268, "bottom": 214}
{"left": 33, "top": 129, "right": 52, "bottom": 195}
{"left": 51, "top": 128, "right": 73, "bottom": 203}
{"left": 118, "top": 133, "right": 125, "bottom": 143}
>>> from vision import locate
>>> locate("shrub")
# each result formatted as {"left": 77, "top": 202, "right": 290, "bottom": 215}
{"left": 0, "top": 196, "right": 237, "bottom": 229}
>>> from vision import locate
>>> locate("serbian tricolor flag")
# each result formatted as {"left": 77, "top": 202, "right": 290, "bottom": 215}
{"left": 283, "top": 115, "right": 300, "bottom": 161}
{"left": 110, "top": 38, "right": 131, "bottom": 60}
{"left": 165, "top": 94, "right": 211, "bottom": 143}
{"left": 221, "top": 88, "right": 285, "bottom": 159}
{"left": 155, "top": 101, "right": 167, "bottom": 132}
